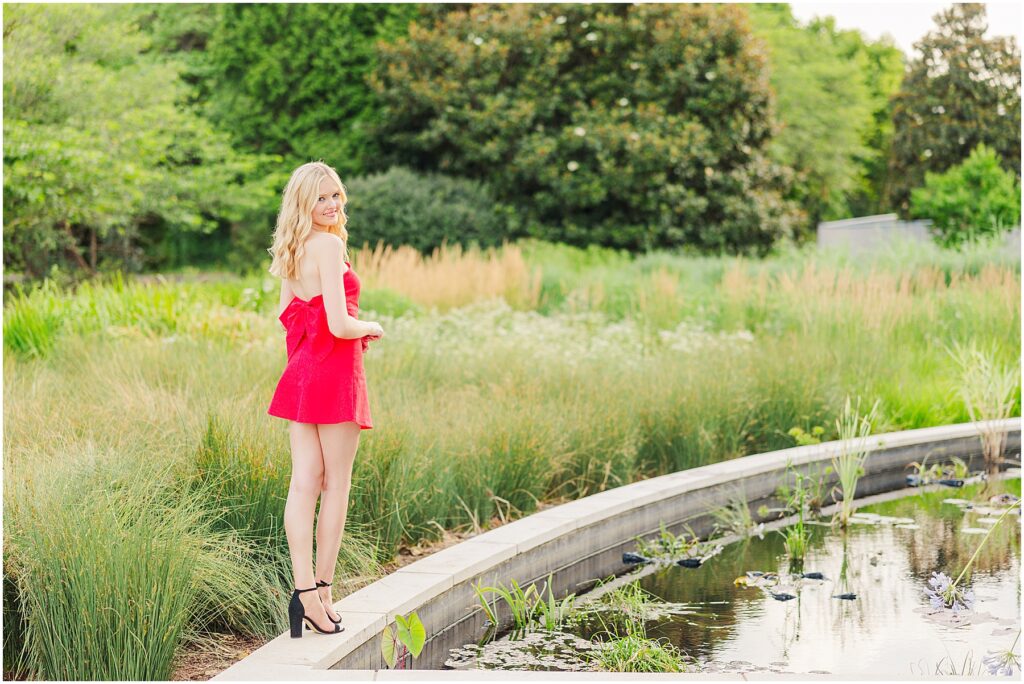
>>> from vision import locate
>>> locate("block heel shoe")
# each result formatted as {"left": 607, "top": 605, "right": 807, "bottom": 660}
{"left": 289, "top": 586, "right": 342, "bottom": 638}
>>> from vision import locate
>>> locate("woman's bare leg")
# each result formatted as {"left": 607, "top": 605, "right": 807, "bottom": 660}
{"left": 283, "top": 420, "right": 334, "bottom": 629}
{"left": 313, "top": 421, "right": 361, "bottom": 621}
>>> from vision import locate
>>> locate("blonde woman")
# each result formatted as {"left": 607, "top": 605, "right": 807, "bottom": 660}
{"left": 266, "top": 161, "right": 384, "bottom": 637}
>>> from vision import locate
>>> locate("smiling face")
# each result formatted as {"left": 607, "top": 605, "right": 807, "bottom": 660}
{"left": 311, "top": 176, "right": 342, "bottom": 231}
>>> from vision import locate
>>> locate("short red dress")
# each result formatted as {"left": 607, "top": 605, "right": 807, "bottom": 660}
{"left": 267, "top": 261, "right": 373, "bottom": 428}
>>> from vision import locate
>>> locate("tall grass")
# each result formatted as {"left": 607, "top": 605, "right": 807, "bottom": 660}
{"left": 3, "top": 237, "right": 1019, "bottom": 675}
{"left": 948, "top": 340, "right": 1020, "bottom": 477}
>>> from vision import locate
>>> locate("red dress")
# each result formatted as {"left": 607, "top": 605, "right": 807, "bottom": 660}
{"left": 267, "top": 261, "right": 373, "bottom": 428}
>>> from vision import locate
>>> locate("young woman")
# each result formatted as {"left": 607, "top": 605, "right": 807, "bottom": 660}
{"left": 266, "top": 161, "right": 384, "bottom": 638}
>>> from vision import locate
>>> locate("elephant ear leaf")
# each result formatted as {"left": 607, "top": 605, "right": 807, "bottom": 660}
{"left": 395, "top": 613, "right": 411, "bottom": 646}
{"left": 380, "top": 624, "right": 397, "bottom": 669}
{"left": 406, "top": 612, "right": 426, "bottom": 657}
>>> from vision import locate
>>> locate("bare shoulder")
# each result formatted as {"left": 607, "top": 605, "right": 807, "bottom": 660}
{"left": 305, "top": 232, "right": 348, "bottom": 272}
{"left": 305, "top": 232, "right": 345, "bottom": 258}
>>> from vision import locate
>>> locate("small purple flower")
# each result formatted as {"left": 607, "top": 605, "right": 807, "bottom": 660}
{"left": 982, "top": 649, "right": 1019, "bottom": 676}
{"left": 924, "top": 571, "right": 974, "bottom": 614}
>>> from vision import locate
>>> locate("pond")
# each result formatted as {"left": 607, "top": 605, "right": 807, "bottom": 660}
{"left": 446, "top": 479, "right": 1021, "bottom": 676}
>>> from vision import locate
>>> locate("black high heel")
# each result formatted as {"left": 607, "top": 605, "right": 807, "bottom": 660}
{"left": 316, "top": 580, "right": 343, "bottom": 625}
{"left": 289, "top": 586, "right": 342, "bottom": 638}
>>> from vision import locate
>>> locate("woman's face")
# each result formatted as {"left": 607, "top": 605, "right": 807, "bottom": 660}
{"left": 311, "top": 176, "right": 342, "bottom": 231}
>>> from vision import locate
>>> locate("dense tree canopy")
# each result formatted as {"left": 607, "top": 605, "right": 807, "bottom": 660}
{"left": 887, "top": 3, "right": 1021, "bottom": 216}
{"left": 2, "top": 4, "right": 277, "bottom": 276}
{"left": 194, "top": 3, "right": 419, "bottom": 176}
{"left": 3, "top": 3, "right": 1019, "bottom": 278}
{"left": 368, "top": 3, "right": 805, "bottom": 254}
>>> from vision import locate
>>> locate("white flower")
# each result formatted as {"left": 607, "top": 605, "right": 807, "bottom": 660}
{"left": 923, "top": 149, "right": 932, "bottom": 158}
{"left": 473, "top": 36, "right": 484, "bottom": 46}
{"left": 704, "top": 166, "right": 714, "bottom": 177}
{"left": 573, "top": 126, "right": 586, "bottom": 137}
{"left": 618, "top": 97, "right": 629, "bottom": 107}
{"left": 586, "top": 32, "right": 598, "bottom": 41}
{"left": 567, "top": 161, "right": 580, "bottom": 172}
{"left": 555, "top": 15, "right": 567, "bottom": 25}
{"left": 581, "top": 21, "right": 589, "bottom": 28}
{"left": 705, "top": 71, "right": 716, "bottom": 80}
{"left": 629, "top": 132, "right": 640, "bottom": 142}
{"left": 629, "top": 61, "right": 641, "bottom": 70}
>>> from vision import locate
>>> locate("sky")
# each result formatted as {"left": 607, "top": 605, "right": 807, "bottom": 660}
{"left": 787, "top": 2, "right": 1023, "bottom": 57}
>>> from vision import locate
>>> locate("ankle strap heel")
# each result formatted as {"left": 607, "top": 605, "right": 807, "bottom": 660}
{"left": 289, "top": 586, "right": 343, "bottom": 638}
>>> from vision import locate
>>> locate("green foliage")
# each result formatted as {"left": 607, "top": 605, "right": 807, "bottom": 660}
{"left": 370, "top": 4, "right": 804, "bottom": 254}
{"left": 581, "top": 589, "right": 689, "bottom": 673}
{"left": 345, "top": 166, "right": 517, "bottom": 253}
{"left": 775, "top": 462, "right": 817, "bottom": 562}
{"left": 381, "top": 611, "right": 426, "bottom": 669}
{"left": 197, "top": 4, "right": 419, "bottom": 176}
{"left": 910, "top": 144, "right": 1021, "bottom": 247}
{"left": 473, "top": 574, "right": 576, "bottom": 635}
{"left": 788, "top": 425, "right": 826, "bottom": 446}
{"left": 2, "top": 4, "right": 280, "bottom": 277}
{"left": 747, "top": 5, "right": 903, "bottom": 225}
{"left": 888, "top": 4, "right": 1021, "bottom": 216}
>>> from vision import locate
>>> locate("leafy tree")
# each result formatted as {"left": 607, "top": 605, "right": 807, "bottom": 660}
{"left": 369, "top": 3, "right": 804, "bottom": 254}
{"left": 3, "top": 3, "right": 276, "bottom": 277}
{"left": 910, "top": 143, "right": 1021, "bottom": 246}
{"left": 887, "top": 3, "right": 1021, "bottom": 216}
{"left": 747, "top": 5, "right": 903, "bottom": 225}
{"left": 194, "top": 4, "right": 419, "bottom": 177}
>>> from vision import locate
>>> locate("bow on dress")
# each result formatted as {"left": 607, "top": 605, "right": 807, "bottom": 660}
{"left": 279, "top": 296, "right": 335, "bottom": 362}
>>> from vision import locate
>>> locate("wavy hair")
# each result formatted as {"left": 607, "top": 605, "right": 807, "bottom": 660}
{"left": 267, "top": 161, "right": 350, "bottom": 280}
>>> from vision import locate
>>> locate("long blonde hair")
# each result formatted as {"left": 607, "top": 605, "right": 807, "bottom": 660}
{"left": 267, "top": 161, "right": 350, "bottom": 280}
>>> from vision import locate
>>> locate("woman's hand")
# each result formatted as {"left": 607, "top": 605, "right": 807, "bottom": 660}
{"left": 361, "top": 322, "right": 384, "bottom": 352}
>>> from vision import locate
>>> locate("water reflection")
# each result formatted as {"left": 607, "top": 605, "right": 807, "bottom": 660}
{"left": 637, "top": 482, "right": 1020, "bottom": 675}
{"left": 447, "top": 481, "right": 1020, "bottom": 675}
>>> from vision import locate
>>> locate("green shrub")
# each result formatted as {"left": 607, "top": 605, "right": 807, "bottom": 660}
{"left": 344, "top": 166, "right": 516, "bottom": 254}
{"left": 910, "top": 144, "right": 1021, "bottom": 247}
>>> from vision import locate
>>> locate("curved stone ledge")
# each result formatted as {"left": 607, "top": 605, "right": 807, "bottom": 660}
{"left": 214, "top": 419, "right": 1021, "bottom": 680}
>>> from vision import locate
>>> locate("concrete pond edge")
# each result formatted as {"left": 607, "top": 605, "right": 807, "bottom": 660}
{"left": 214, "top": 418, "right": 1022, "bottom": 680}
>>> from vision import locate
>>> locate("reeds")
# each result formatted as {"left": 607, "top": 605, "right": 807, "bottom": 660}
{"left": 832, "top": 396, "right": 881, "bottom": 527}
{"left": 947, "top": 340, "right": 1020, "bottom": 478}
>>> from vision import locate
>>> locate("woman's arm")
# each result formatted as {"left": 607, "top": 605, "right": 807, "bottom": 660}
{"left": 317, "top": 235, "right": 376, "bottom": 340}
{"left": 277, "top": 278, "right": 295, "bottom": 327}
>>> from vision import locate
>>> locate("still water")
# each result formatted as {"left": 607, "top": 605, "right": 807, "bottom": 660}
{"left": 448, "top": 480, "right": 1020, "bottom": 675}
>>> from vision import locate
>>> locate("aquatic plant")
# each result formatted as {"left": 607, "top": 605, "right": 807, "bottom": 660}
{"left": 536, "top": 580, "right": 578, "bottom": 632}
{"left": 924, "top": 499, "right": 1021, "bottom": 614}
{"left": 832, "top": 396, "right": 881, "bottom": 527}
{"left": 906, "top": 454, "right": 973, "bottom": 486}
{"left": 947, "top": 340, "right": 1019, "bottom": 478}
{"left": 982, "top": 631, "right": 1020, "bottom": 676}
{"left": 591, "top": 631, "right": 689, "bottom": 673}
{"left": 633, "top": 522, "right": 722, "bottom": 563}
{"left": 924, "top": 571, "right": 976, "bottom": 614}
{"left": 710, "top": 491, "right": 764, "bottom": 538}
{"left": 473, "top": 574, "right": 576, "bottom": 634}
{"left": 775, "top": 462, "right": 816, "bottom": 562}
{"left": 584, "top": 601, "right": 689, "bottom": 673}
{"left": 381, "top": 611, "right": 426, "bottom": 669}
{"left": 569, "top": 581, "right": 662, "bottom": 637}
